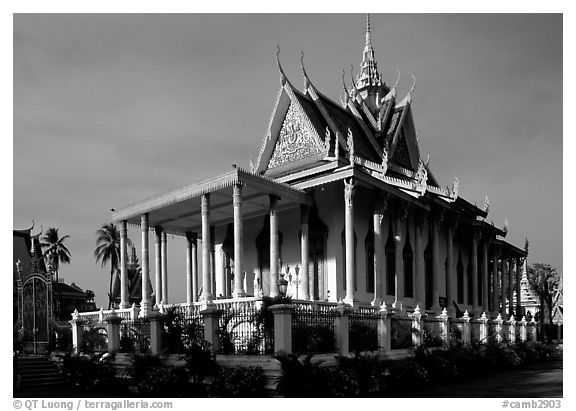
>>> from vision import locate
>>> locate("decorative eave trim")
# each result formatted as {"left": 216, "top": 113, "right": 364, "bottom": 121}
{"left": 390, "top": 100, "right": 410, "bottom": 159}
{"left": 112, "top": 168, "right": 312, "bottom": 223}
{"left": 378, "top": 90, "right": 395, "bottom": 131}
{"left": 360, "top": 102, "right": 379, "bottom": 130}
{"left": 427, "top": 185, "right": 456, "bottom": 202}
{"left": 304, "top": 85, "right": 347, "bottom": 155}
{"left": 254, "top": 85, "right": 284, "bottom": 173}
{"left": 344, "top": 99, "right": 382, "bottom": 156}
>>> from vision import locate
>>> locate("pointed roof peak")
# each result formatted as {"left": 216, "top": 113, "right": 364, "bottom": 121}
{"left": 365, "top": 13, "right": 372, "bottom": 46}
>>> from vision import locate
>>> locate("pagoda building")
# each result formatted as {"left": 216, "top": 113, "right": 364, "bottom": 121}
{"left": 112, "top": 16, "right": 526, "bottom": 319}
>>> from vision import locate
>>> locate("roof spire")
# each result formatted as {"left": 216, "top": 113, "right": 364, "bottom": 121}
{"left": 365, "top": 13, "right": 372, "bottom": 46}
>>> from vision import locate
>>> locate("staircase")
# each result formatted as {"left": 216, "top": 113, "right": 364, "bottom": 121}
{"left": 15, "top": 356, "right": 68, "bottom": 396}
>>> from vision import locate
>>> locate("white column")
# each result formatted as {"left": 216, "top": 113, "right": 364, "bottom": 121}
{"left": 508, "top": 257, "right": 514, "bottom": 317}
{"left": 492, "top": 246, "right": 500, "bottom": 317}
{"left": 343, "top": 178, "right": 355, "bottom": 305}
{"left": 482, "top": 238, "right": 490, "bottom": 314}
{"left": 161, "top": 231, "right": 168, "bottom": 304}
{"left": 140, "top": 213, "right": 151, "bottom": 315}
{"left": 232, "top": 183, "right": 246, "bottom": 298}
{"left": 393, "top": 207, "right": 406, "bottom": 310}
{"left": 201, "top": 194, "right": 213, "bottom": 301}
{"left": 431, "top": 211, "right": 443, "bottom": 314}
{"left": 414, "top": 209, "right": 427, "bottom": 311}
{"left": 372, "top": 199, "right": 385, "bottom": 306}
{"left": 515, "top": 257, "right": 522, "bottom": 316}
{"left": 446, "top": 215, "right": 457, "bottom": 318}
{"left": 269, "top": 195, "right": 280, "bottom": 298}
{"left": 215, "top": 244, "right": 225, "bottom": 298}
{"left": 154, "top": 227, "right": 163, "bottom": 306}
{"left": 185, "top": 232, "right": 194, "bottom": 304}
{"left": 471, "top": 229, "right": 480, "bottom": 317}
{"left": 500, "top": 258, "right": 507, "bottom": 319}
{"left": 300, "top": 204, "right": 310, "bottom": 301}
{"left": 119, "top": 220, "right": 129, "bottom": 309}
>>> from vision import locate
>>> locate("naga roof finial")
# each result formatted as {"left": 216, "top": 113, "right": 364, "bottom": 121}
{"left": 300, "top": 50, "right": 310, "bottom": 90}
{"left": 275, "top": 44, "right": 288, "bottom": 86}
{"left": 393, "top": 67, "right": 401, "bottom": 90}
{"left": 484, "top": 195, "right": 490, "bottom": 214}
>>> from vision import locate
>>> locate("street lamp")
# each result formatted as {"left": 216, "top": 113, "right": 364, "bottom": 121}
{"left": 278, "top": 272, "right": 289, "bottom": 297}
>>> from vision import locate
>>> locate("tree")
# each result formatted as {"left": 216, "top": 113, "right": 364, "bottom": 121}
{"left": 527, "top": 263, "right": 560, "bottom": 342}
{"left": 40, "top": 227, "right": 72, "bottom": 318}
{"left": 94, "top": 223, "right": 132, "bottom": 309}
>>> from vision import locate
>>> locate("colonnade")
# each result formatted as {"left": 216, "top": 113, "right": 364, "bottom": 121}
{"left": 117, "top": 179, "right": 525, "bottom": 319}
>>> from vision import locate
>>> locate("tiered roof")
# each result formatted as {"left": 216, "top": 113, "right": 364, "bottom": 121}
{"left": 251, "top": 15, "right": 522, "bottom": 243}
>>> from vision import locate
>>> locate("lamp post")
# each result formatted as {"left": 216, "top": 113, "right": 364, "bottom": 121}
{"left": 278, "top": 273, "right": 289, "bottom": 297}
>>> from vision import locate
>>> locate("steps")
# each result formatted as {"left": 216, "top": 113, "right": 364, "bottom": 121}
{"left": 15, "top": 356, "right": 68, "bottom": 395}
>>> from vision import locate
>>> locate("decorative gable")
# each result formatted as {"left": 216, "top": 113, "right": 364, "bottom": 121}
{"left": 267, "top": 103, "right": 324, "bottom": 169}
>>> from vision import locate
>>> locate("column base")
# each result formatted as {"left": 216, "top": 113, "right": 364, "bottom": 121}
{"left": 447, "top": 306, "right": 456, "bottom": 318}
{"left": 430, "top": 304, "right": 442, "bottom": 316}
{"left": 119, "top": 302, "right": 130, "bottom": 309}
{"left": 392, "top": 300, "right": 404, "bottom": 312}
{"left": 232, "top": 290, "right": 247, "bottom": 299}
{"left": 371, "top": 297, "right": 382, "bottom": 307}
{"left": 343, "top": 297, "right": 356, "bottom": 306}
{"left": 138, "top": 301, "right": 152, "bottom": 318}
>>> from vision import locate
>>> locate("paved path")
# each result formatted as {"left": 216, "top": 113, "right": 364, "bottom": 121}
{"left": 387, "top": 355, "right": 563, "bottom": 398}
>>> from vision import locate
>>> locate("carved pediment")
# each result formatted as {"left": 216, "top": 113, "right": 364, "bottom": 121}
{"left": 267, "top": 103, "right": 323, "bottom": 169}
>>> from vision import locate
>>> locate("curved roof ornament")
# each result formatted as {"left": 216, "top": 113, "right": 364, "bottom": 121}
{"left": 392, "top": 67, "right": 401, "bottom": 91}
{"left": 275, "top": 44, "right": 288, "bottom": 86}
{"left": 31, "top": 224, "right": 43, "bottom": 239}
{"left": 425, "top": 153, "right": 430, "bottom": 167}
{"left": 483, "top": 195, "right": 490, "bottom": 214}
{"left": 300, "top": 50, "right": 311, "bottom": 90}
{"left": 407, "top": 74, "right": 417, "bottom": 103}
{"left": 503, "top": 218, "right": 509, "bottom": 235}
{"left": 350, "top": 65, "right": 358, "bottom": 98}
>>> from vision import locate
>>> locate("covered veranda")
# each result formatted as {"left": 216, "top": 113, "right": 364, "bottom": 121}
{"left": 111, "top": 166, "right": 312, "bottom": 316}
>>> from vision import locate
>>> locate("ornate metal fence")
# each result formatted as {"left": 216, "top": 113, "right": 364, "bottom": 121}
{"left": 349, "top": 308, "right": 379, "bottom": 352}
{"left": 390, "top": 314, "right": 414, "bottom": 350}
{"left": 422, "top": 316, "right": 444, "bottom": 347}
{"left": 218, "top": 303, "right": 273, "bottom": 355}
{"left": 292, "top": 304, "right": 337, "bottom": 355}
{"left": 471, "top": 320, "right": 482, "bottom": 342}
{"left": 119, "top": 319, "right": 150, "bottom": 353}
{"left": 449, "top": 319, "right": 464, "bottom": 342}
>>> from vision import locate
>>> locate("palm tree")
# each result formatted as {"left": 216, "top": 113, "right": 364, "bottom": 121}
{"left": 40, "top": 227, "right": 72, "bottom": 318}
{"left": 94, "top": 223, "right": 132, "bottom": 309}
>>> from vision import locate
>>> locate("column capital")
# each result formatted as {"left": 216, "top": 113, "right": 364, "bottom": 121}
{"left": 233, "top": 183, "right": 243, "bottom": 205}
{"left": 201, "top": 193, "right": 210, "bottom": 215}
{"left": 120, "top": 220, "right": 128, "bottom": 235}
{"left": 344, "top": 177, "right": 355, "bottom": 208}
{"left": 140, "top": 213, "right": 149, "bottom": 230}
{"left": 154, "top": 225, "right": 163, "bottom": 237}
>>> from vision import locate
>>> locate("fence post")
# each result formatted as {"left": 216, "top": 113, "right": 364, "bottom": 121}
{"left": 462, "top": 310, "right": 471, "bottom": 344}
{"left": 98, "top": 307, "right": 104, "bottom": 323}
{"left": 495, "top": 313, "right": 503, "bottom": 343}
{"left": 530, "top": 320, "right": 538, "bottom": 341}
{"left": 270, "top": 304, "right": 294, "bottom": 355}
{"left": 412, "top": 305, "right": 423, "bottom": 346}
{"left": 130, "top": 303, "right": 139, "bottom": 321}
{"left": 201, "top": 303, "right": 221, "bottom": 354}
{"left": 378, "top": 303, "right": 391, "bottom": 352}
{"left": 519, "top": 316, "right": 527, "bottom": 341}
{"left": 479, "top": 312, "right": 489, "bottom": 343}
{"left": 438, "top": 308, "right": 449, "bottom": 343}
{"left": 103, "top": 310, "right": 123, "bottom": 353}
{"left": 335, "top": 301, "right": 351, "bottom": 355}
{"left": 69, "top": 309, "right": 87, "bottom": 355}
{"left": 148, "top": 310, "right": 164, "bottom": 355}
{"left": 508, "top": 315, "right": 516, "bottom": 343}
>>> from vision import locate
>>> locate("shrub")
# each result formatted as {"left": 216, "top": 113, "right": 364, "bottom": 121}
{"left": 275, "top": 353, "right": 332, "bottom": 397}
{"left": 334, "top": 353, "right": 386, "bottom": 396}
{"left": 182, "top": 340, "right": 220, "bottom": 385}
{"left": 62, "top": 352, "right": 127, "bottom": 394}
{"left": 387, "top": 359, "right": 429, "bottom": 389}
{"left": 349, "top": 323, "right": 378, "bottom": 354}
{"left": 135, "top": 365, "right": 189, "bottom": 397}
{"left": 80, "top": 327, "right": 107, "bottom": 354}
{"left": 292, "top": 323, "right": 335, "bottom": 354}
{"left": 119, "top": 335, "right": 135, "bottom": 353}
{"left": 210, "top": 366, "right": 266, "bottom": 397}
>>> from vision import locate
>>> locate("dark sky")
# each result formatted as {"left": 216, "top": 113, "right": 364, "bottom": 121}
{"left": 13, "top": 14, "right": 562, "bottom": 307}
